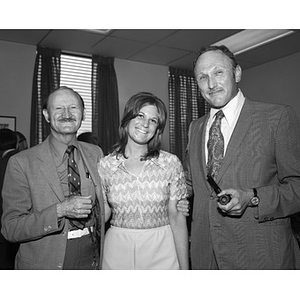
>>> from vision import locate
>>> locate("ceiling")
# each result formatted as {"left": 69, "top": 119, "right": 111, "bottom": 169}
{"left": 1, "top": 29, "right": 300, "bottom": 71}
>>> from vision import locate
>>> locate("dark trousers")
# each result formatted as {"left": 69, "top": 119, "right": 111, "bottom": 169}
{"left": 0, "top": 235, "right": 19, "bottom": 270}
{"left": 63, "top": 234, "right": 98, "bottom": 270}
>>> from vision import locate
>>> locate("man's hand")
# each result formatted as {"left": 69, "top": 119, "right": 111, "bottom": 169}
{"left": 176, "top": 199, "right": 190, "bottom": 217}
{"left": 217, "top": 188, "right": 253, "bottom": 216}
{"left": 57, "top": 195, "right": 93, "bottom": 219}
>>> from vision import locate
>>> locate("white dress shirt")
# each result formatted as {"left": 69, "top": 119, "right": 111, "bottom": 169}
{"left": 205, "top": 89, "right": 245, "bottom": 162}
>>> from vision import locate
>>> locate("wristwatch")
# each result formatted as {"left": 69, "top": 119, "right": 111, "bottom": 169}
{"left": 249, "top": 188, "right": 260, "bottom": 206}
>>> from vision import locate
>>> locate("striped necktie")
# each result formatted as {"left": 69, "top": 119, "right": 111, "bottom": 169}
{"left": 66, "top": 145, "right": 81, "bottom": 196}
{"left": 66, "top": 145, "right": 85, "bottom": 229}
{"left": 206, "top": 110, "right": 225, "bottom": 179}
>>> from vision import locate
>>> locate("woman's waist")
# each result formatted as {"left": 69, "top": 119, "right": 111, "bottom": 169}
{"left": 109, "top": 224, "right": 171, "bottom": 232}
{"left": 110, "top": 216, "right": 170, "bottom": 229}
{"left": 111, "top": 207, "right": 169, "bottom": 226}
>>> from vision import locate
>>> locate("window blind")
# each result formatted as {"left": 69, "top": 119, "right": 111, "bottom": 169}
{"left": 60, "top": 53, "right": 92, "bottom": 136}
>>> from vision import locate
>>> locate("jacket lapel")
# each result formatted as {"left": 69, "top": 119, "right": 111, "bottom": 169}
{"left": 78, "top": 143, "right": 104, "bottom": 206}
{"left": 78, "top": 144, "right": 100, "bottom": 188}
{"left": 36, "top": 137, "right": 65, "bottom": 202}
{"left": 191, "top": 115, "right": 211, "bottom": 189}
{"left": 199, "top": 117, "right": 210, "bottom": 185}
{"left": 217, "top": 98, "right": 254, "bottom": 181}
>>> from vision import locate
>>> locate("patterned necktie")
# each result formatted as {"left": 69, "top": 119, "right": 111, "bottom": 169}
{"left": 66, "top": 145, "right": 85, "bottom": 229}
{"left": 66, "top": 145, "right": 81, "bottom": 196}
{"left": 207, "top": 110, "right": 225, "bottom": 179}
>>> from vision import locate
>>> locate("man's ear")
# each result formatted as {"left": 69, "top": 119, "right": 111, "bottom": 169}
{"left": 234, "top": 65, "right": 242, "bottom": 83}
{"left": 42, "top": 109, "right": 50, "bottom": 123}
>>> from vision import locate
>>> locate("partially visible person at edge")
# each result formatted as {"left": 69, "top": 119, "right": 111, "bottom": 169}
{"left": 15, "top": 130, "right": 28, "bottom": 151}
{"left": 98, "top": 92, "right": 189, "bottom": 270}
{"left": 184, "top": 45, "right": 300, "bottom": 269}
{"left": 78, "top": 131, "right": 99, "bottom": 146}
{"left": 1, "top": 86, "right": 110, "bottom": 269}
{"left": 0, "top": 129, "right": 20, "bottom": 269}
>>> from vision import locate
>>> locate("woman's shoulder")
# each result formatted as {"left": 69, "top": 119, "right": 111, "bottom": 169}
{"left": 158, "top": 150, "right": 182, "bottom": 164}
{"left": 98, "top": 152, "right": 123, "bottom": 172}
{"left": 99, "top": 153, "right": 117, "bottom": 164}
{"left": 98, "top": 154, "right": 115, "bottom": 178}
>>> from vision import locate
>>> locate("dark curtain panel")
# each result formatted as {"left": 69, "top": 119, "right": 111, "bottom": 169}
{"left": 30, "top": 47, "right": 61, "bottom": 146}
{"left": 92, "top": 56, "right": 119, "bottom": 155}
{"left": 168, "top": 67, "right": 209, "bottom": 161}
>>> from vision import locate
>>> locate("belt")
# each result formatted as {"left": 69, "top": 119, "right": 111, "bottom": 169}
{"left": 67, "top": 227, "right": 93, "bottom": 240}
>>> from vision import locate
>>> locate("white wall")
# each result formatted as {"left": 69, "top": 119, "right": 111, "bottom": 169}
{"left": 0, "top": 40, "right": 36, "bottom": 144}
{"left": 115, "top": 59, "right": 169, "bottom": 151}
{"left": 240, "top": 51, "right": 300, "bottom": 120}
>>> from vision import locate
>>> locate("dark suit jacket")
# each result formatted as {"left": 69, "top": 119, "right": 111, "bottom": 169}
{"left": 0, "top": 149, "right": 19, "bottom": 230}
{"left": 1, "top": 137, "right": 106, "bottom": 270}
{"left": 0, "top": 149, "right": 20, "bottom": 269}
{"left": 185, "top": 98, "right": 300, "bottom": 269}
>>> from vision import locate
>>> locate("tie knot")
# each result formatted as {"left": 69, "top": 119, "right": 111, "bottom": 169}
{"left": 66, "top": 145, "right": 75, "bottom": 155}
{"left": 215, "top": 110, "right": 224, "bottom": 120}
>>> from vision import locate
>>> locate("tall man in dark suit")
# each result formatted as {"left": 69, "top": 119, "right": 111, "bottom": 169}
{"left": 1, "top": 86, "right": 110, "bottom": 269}
{"left": 184, "top": 45, "right": 300, "bottom": 269}
{"left": 0, "top": 129, "right": 20, "bottom": 269}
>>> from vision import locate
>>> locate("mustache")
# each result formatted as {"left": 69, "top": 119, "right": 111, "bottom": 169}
{"left": 209, "top": 88, "right": 222, "bottom": 94}
{"left": 58, "top": 117, "right": 76, "bottom": 122}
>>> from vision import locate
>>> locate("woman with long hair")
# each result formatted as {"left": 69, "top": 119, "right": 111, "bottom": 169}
{"left": 98, "top": 92, "right": 189, "bottom": 270}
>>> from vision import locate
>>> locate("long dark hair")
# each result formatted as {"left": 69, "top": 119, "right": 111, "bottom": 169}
{"left": 110, "top": 92, "right": 167, "bottom": 160}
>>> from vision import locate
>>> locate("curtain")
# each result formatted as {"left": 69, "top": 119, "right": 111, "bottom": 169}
{"left": 30, "top": 47, "right": 61, "bottom": 146}
{"left": 168, "top": 67, "right": 209, "bottom": 161}
{"left": 92, "top": 56, "right": 119, "bottom": 155}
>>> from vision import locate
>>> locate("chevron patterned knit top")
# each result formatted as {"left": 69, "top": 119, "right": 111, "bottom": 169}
{"left": 98, "top": 150, "right": 188, "bottom": 229}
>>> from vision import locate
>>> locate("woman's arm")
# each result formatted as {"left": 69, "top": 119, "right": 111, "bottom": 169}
{"left": 104, "top": 201, "right": 111, "bottom": 223}
{"left": 168, "top": 199, "right": 189, "bottom": 270}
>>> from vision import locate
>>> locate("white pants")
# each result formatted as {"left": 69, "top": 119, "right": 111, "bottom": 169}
{"left": 102, "top": 225, "right": 179, "bottom": 270}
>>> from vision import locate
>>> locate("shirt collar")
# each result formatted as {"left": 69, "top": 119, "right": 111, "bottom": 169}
{"left": 49, "top": 134, "right": 79, "bottom": 162}
{"left": 109, "top": 153, "right": 167, "bottom": 174}
{"left": 209, "top": 89, "right": 245, "bottom": 126}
